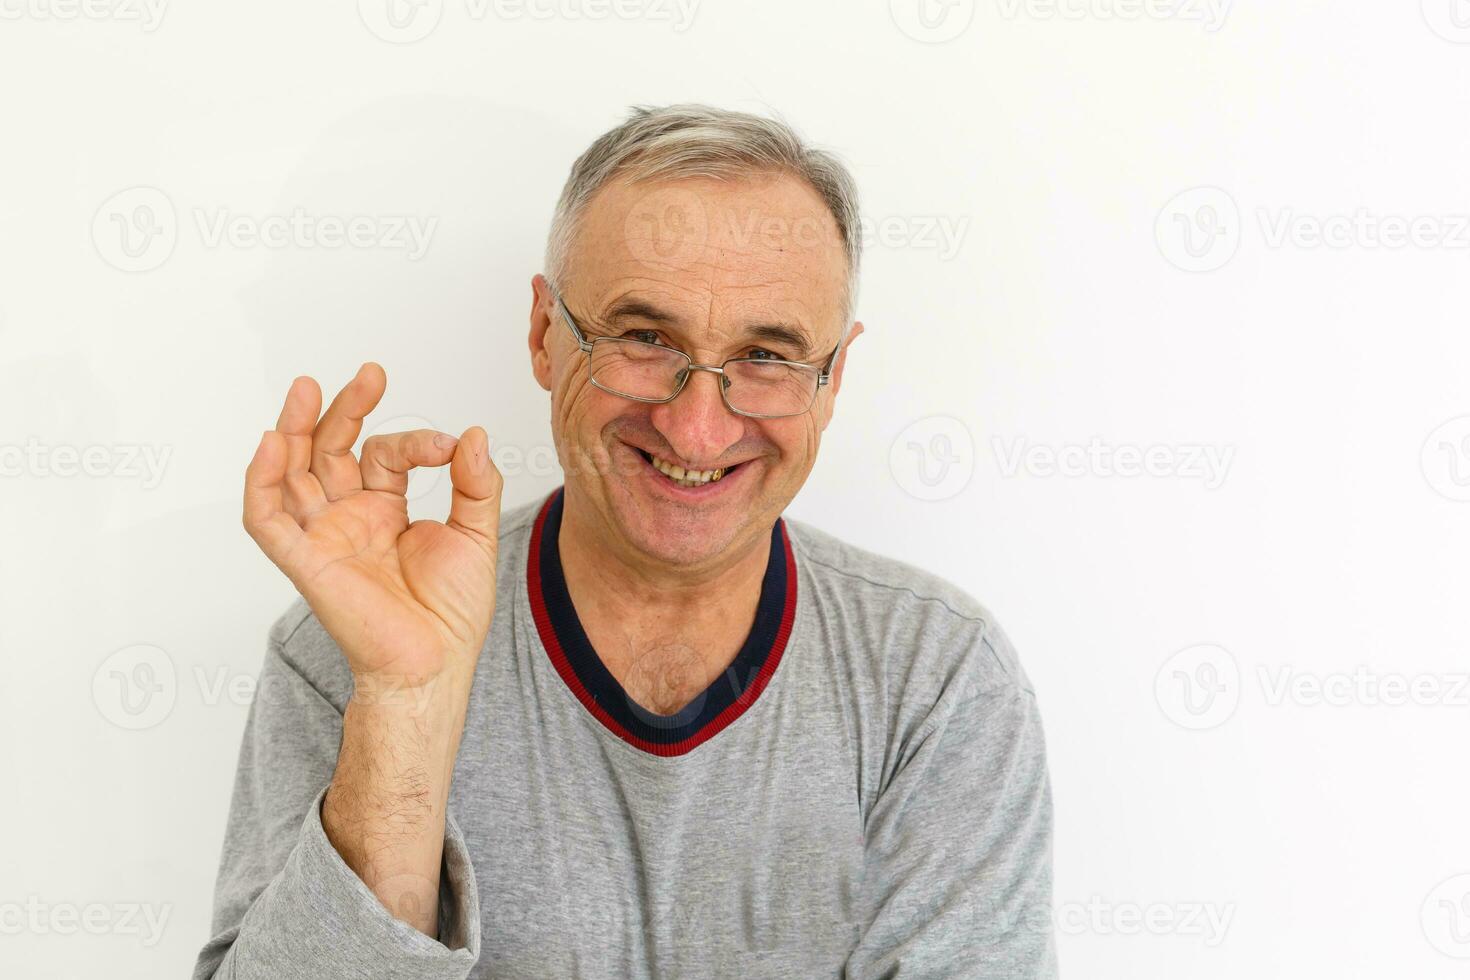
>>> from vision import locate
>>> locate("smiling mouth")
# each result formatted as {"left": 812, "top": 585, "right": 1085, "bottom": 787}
{"left": 635, "top": 448, "right": 737, "bottom": 489}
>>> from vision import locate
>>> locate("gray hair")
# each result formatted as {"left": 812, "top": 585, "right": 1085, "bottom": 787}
{"left": 544, "top": 103, "right": 862, "bottom": 338}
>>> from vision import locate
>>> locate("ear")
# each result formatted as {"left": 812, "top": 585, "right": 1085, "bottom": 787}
{"left": 528, "top": 274, "right": 555, "bottom": 392}
{"left": 828, "top": 321, "right": 863, "bottom": 397}
{"left": 816, "top": 320, "right": 863, "bottom": 432}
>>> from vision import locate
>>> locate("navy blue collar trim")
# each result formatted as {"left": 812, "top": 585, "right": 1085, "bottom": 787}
{"left": 528, "top": 489, "right": 794, "bottom": 753}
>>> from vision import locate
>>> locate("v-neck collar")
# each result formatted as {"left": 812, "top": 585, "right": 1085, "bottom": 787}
{"left": 526, "top": 488, "right": 797, "bottom": 757}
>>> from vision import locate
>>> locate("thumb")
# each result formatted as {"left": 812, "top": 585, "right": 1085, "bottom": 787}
{"left": 446, "top": 426, "right": 503, "bottom": 549}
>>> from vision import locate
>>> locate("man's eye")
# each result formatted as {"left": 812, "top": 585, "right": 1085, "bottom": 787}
{"left": 746, "top": 348, "right": 784, "bottom": 361}
{"left": 623, "top": 329, "right": 663, "bottom": 346}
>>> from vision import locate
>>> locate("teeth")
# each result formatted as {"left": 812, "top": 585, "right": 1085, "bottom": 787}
{"left": 649, "top": 453, "right": 726, "bottom": 486}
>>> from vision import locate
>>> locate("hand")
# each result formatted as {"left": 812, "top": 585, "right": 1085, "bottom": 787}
{"left": 242, "top": 362, "right": 503, "bottom": 687}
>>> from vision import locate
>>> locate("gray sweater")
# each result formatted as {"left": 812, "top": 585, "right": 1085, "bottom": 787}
{"left": 196, "top": 490, "right": 1057, "bottom": 979}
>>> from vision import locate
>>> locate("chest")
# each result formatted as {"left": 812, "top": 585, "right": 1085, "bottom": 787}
{"left": 451, "top": 665, "right": 867, "bottom": 978}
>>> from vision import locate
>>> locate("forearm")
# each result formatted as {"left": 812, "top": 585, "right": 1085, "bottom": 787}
{"left": 322, "top": 676, "right": 470, "bottom": 939}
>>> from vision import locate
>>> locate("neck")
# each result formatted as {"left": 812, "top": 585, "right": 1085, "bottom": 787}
{"left": 555, "top": 487, "right": 774, "bottom": 711}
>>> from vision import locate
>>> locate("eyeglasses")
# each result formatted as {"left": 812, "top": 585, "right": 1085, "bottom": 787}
{"left": 549, "top": 284, "right": 840, "bottom": 420}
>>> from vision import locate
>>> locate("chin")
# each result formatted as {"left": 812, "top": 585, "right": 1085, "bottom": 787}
{"left": 613, "top": 492, "right": 745, "bottom": 568}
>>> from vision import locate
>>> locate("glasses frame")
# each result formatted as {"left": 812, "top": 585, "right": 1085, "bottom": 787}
{"left": 549, "top": 284, "right": 840, "bottom": 420}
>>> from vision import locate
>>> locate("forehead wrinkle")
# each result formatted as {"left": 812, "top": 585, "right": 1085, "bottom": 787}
{"left": 573, "top": 229, "right": 842, "bottom": 352}
{"left": 596, "top": 280, "right": 825, "bottom": 358}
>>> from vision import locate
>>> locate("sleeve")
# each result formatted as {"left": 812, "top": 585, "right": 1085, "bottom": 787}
{"left": 844, "top": 648, "right": 1057, "bottom": 978}
{"left": 192, "top": 635, "right": 482, "bottom": 980}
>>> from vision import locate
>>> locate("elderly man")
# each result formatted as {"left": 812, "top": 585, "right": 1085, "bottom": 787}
{"left": 197, "top": 104, "right": 1056, "bottom": 979}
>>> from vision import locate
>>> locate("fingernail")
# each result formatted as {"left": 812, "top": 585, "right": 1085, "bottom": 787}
{"left": 433, "top": 433, "right": 457, "bottom": 450}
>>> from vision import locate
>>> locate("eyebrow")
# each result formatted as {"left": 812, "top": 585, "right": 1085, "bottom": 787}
{"left": 599, "top": 297, "right": 816, "bottom": 360}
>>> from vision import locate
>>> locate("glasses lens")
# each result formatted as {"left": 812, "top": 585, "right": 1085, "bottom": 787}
{"left": 722, "top": 359, "right": 818, "bottom": 417}
{"left": 589, "top": 338, "right": 688, "bottom": 400}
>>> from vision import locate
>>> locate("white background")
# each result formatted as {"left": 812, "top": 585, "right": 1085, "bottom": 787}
{"left": 3, "top": 1, "right": 1469, "bottom": 977}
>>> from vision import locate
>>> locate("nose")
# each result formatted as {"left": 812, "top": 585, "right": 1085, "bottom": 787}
{"left": 649, "top": 366, "right": 745, "bottom": 466}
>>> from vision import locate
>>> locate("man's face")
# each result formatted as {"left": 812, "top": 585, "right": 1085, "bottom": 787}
{"left": 529, "top": 171, "right": 860, "bottom": 569}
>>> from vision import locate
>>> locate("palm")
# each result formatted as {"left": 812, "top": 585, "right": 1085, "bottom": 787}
{"left": 294, "top": 491, "right": 496, "bottom": 680}
{"left": 243, "top": 365, "right": 503, "bottom": 684}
